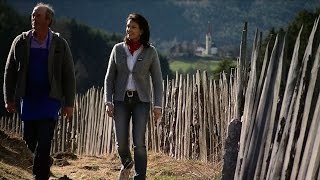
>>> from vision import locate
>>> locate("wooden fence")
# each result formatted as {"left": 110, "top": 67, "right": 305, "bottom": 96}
{"left": 234, "top": 16, "right": 320, "bottom": 179}
{"left": 0, "top": 69, "right": 237, "bottom": 162}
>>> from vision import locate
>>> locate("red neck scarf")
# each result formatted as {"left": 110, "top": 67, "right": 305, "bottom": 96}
{"left": 127, "top": 40, "right": 142, "bottom": 55}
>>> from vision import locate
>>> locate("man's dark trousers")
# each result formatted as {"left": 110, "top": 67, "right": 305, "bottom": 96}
{"left": 23, "top": 119, "right": 56, "bottom": 180}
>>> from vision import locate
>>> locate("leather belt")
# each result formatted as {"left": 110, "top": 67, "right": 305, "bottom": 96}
{"left": 126, "top": 90, "right": 136, "bottom": 98}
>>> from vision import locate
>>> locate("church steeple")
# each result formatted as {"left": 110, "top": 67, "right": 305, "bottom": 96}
{"left": 205, "top": 21, "right": 212, "bottom": 55}
{"left": 207, "top": 21, "right": 212, "bottom": 35}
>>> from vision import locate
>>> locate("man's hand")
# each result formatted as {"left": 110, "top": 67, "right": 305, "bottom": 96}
{"left": 63, "top": 106, "right": 73, "bottom": 120}
{"left": 153, "top": 107, "right": 162, "bottom": 121}
{"left": 106, "top": 104, "right": 114, "bottom": 117}
{"left": 5, "top": 102, "right": 16, "bottom": 113}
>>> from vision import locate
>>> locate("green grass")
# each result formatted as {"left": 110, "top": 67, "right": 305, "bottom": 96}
{"left": 170, "top": 59, "right": 220, "bottom": 74}
{"left": 169, "top": 58, "right": 237, "bottom": 78}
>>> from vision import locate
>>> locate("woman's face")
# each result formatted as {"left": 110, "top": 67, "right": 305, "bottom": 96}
{"left": 126, "top": 19, "right": 143, "bottom": 42}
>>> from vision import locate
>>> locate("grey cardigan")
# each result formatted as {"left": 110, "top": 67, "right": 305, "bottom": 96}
{"left": 104, "top": 42, "right": 163, "bottom": 107}
{"left": 3, "top": 30, "right": 76, "bottom": 107}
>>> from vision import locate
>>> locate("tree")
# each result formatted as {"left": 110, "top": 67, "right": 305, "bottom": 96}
{"left": 263, "top": 8, "right": 320, "bottom": 74}
{"left": 213, "top": 59, "right": 236, "bottom": 79}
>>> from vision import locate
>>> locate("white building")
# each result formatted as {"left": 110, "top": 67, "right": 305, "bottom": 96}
{"left": 196, "top": 21, "right": 218, "bottom": 57}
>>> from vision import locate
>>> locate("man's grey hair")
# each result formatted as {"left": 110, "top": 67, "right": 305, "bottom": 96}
{"left": 34, "top": 2, "right": 55, "bottom": 27}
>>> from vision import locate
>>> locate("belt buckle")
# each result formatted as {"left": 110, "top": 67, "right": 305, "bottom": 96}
{"left": 127, "top": 91, "right": 134, "bottom": 98}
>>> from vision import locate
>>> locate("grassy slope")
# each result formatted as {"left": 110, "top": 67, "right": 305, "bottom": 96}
{"left": 0, "top": 130, "right": 33, "bottom": 179}
{"left": 0, "top": 163, "right": 32, "bottom": 180}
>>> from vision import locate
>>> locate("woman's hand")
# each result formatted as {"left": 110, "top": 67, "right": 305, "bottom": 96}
{"left": 106, "top": 104, "right": 114, "bottom": 117}
{"left": 153, "top": 107, "right": 162, "bottom": 121}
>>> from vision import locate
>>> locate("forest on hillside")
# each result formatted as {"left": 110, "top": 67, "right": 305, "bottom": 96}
{"left": 8, "top": 0, "right": 320, "bottom": 55}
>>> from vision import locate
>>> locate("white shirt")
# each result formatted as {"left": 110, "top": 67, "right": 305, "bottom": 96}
{"left": 124, "top": 43, "right": 143, "bottom": 91}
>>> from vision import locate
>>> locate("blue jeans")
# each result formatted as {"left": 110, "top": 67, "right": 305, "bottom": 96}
{"left": 23, "top": 119, "right": 56, "bottom": 180}
{"left": 114, "top": 92, "right": 150, "bottom": 180}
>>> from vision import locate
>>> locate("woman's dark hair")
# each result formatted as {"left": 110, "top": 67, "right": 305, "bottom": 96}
{"left": 124, "top": 13, "right": 150, "bottom": 48}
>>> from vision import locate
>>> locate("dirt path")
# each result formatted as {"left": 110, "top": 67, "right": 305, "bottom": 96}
{"left": 0, "top": 130, "right": 221, "bottom": 179}
{"left": 49, "top": 152, "right": 221, "bottom": 180}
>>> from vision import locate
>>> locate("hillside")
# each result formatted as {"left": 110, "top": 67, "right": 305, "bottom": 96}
{"left": 0, "top": 130, "right": 33, "bottom": 179}
{"left": 0, "top": 129, "right": 221, "bottom": 179}
{"left": 8, "top": 0, "right": 320, "bottom": 52}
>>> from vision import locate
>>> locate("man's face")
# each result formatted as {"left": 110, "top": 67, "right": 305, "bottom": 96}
{"left": 31, "top": 6, "right": 50, "bottom": 31}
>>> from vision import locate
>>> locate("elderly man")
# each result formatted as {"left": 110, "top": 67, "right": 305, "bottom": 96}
{"left": 3, "top": 2, "right": 75, "bottom": 179}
